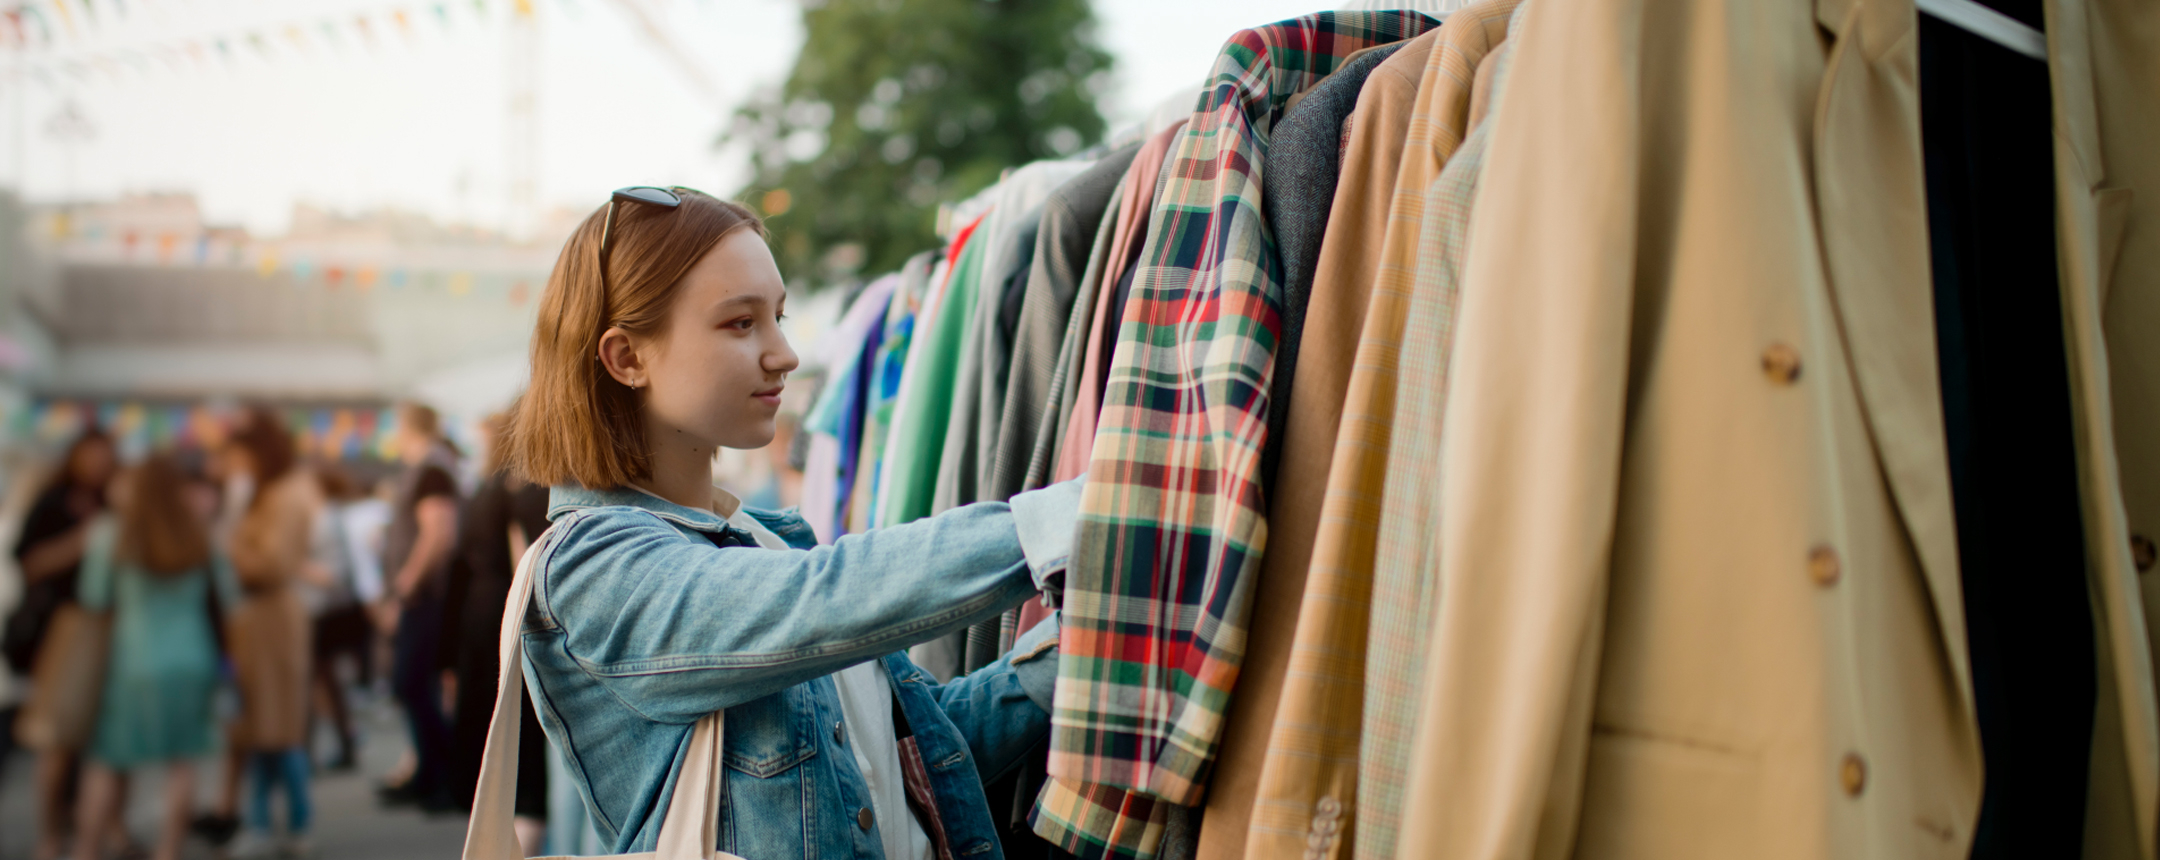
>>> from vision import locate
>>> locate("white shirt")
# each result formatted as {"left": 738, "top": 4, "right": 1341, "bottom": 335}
{"left": 832, "top": 662, "right": 936, "bottom": 860}
{"left": 713, "top": 488, "right": 934, "bottom": 860}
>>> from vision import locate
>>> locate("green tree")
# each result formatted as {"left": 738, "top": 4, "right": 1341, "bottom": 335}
{"left": 727, "top": 0, "right": 1112, "bottom": 286}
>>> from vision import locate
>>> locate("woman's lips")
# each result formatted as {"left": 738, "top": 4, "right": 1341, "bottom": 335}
{"left": 752, "top": 385, "right": 785, "bottom": 407}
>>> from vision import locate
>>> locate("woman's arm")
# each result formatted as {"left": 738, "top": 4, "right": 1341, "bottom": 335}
{"left": 541, "top": 481, "right": 1080, "bottom": 723}
{"left": 211, "top": 552, "right": 242, "bottom": 615}
{"left": 16, "top": 525, "right": 89, "bottom": 583}
{"left": 75, "top": 517, "right": 117, "bottom": 611}
{"left": 392, "top": 496, "right": 458, "bottom": 601}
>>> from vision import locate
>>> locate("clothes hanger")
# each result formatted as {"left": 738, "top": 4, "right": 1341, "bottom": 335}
{"left": 1917, "top": 0, "right": 2047, "bottom": 59}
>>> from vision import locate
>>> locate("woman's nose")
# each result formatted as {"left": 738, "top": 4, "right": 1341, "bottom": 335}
{"left": 766, "top": 335, "right": 801, "bottom": 375}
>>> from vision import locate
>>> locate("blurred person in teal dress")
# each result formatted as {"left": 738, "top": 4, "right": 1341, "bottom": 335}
{"left": 70, "top": 453, "right": 236, "bottom": 860}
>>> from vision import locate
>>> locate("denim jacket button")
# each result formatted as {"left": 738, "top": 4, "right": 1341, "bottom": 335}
{"left": 858, "top": 807, "right": 875, "bottom": 831}
{"left": 834, "top": 721, "right": 846, "bottom": 746}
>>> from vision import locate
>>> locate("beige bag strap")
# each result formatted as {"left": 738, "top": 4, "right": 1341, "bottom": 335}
{"left": 461, "top": 526, "right": 734, "bottom": 860}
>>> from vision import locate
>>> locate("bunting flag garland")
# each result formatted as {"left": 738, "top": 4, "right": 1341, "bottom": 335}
{"left": 17, "top": 401, "right": 406, "bottom": 464}
{"left": 42, "top": 217, "right": 542, "bottom": 307}
{"left": 9, "top": 0, "right": 563, "bottom": 314}
{"left": 49, "top": 0, "right": 74, "bottom": 37}
{"left": 0, "top": 0, "right": 571, "bottom": 80}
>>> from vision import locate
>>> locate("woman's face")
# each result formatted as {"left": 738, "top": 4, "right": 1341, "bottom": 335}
{"left": 621, "top": 230, "right": 799, "bottom": 452}
{"left": 105, "top": 468, "right": 137, "bottom": 512}
{"left": 68, "top": 439, "right": 116, "bottom": 489}
{"left": 225, "top": 446, "right": 257, "bottom": 481}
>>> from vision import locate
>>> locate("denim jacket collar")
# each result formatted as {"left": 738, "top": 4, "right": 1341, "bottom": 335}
{"left": 547, "top": 483, "right": 744, "bottom": 536}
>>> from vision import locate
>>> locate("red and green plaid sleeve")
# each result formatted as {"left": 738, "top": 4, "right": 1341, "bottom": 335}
{"left": 1033, "top": 12, "right": 1440, "bottom": 857}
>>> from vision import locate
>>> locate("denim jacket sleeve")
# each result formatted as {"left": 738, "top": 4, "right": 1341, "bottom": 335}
{"left": 921, "top": 612, "right": 1061, "bottom": 785}
{"left": 534, "top": 480, "right": 1082, "bottom": 724}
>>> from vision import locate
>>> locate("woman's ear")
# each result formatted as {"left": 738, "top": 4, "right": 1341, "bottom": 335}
{"left": 596, "top": 327, "right": 649, "bottom": 390}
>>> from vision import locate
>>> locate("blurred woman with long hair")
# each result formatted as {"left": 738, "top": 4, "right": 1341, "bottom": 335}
{"left": 69, "top": 454, "right": 235, "bottom": 860}
{"left": 220, "top": 409, "right": 324, "bottom": 857}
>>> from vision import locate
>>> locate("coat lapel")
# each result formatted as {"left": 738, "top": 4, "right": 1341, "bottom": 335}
{"left": 1809, "top": 0, "right": 1972, "bottom": 714}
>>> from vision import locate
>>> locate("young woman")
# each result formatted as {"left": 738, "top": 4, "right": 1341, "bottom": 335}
{"left": 501, "top": 186, "right": 1080, "bottom": 859}
{"left": 71, "top": 454, "right": 236, "bottom": 860}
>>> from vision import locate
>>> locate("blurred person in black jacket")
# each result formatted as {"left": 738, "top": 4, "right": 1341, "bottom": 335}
{"left": 376, "top": 403, "right": 463, "bottom": 812}
{"left": 441, "top": 409, "right": 552, "bottom": 851}
{"left": 6, "top": 428, "right": 118, "bottom": 860}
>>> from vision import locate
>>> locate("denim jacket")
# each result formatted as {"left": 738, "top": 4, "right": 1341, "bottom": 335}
{"left": 523, "top": 480, "right": 1081, "bottom": 859}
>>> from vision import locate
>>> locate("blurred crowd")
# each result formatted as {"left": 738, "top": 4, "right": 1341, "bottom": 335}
{"left": 0, "top": 402, "right": 555, "bottom": 860}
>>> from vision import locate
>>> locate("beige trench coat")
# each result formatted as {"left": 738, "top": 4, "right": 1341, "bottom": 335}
{"left": 225, "top": 470, "right": 321, "bottom": 751}
{"left": 1392, "top": 1, "right": 2160, "bottom": 859}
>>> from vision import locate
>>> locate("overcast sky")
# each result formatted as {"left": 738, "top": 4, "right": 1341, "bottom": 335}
{"left": 0, "top": 0, "right": 1329, "bottom": 237}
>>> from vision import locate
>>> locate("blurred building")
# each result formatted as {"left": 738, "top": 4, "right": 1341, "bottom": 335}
{"left": 0, "top": 190, "right": 567, "bottom": 468}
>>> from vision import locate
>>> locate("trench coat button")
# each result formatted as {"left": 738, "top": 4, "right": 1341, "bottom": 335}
{"left": 1840, "top": 753, "right": 1867, "bottom": 796}
{"left": 858, "top": 807, "right": 874, "bottom": 831}
{"left": 1809, "top": 545, "right": 1842, "bottom": 587}
{"left": 1762, "top": 343, "right": 1803, "bottom": 384}
{"left": 834, "top": 721, "right": 846, "bottom": 746}
{"left": 2132, "top": 534, "right": 2156, "bottom": 572}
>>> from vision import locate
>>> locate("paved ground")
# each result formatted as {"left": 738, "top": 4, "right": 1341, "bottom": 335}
{"left": 0, "top": 690, "right": 469, "bottom": 860}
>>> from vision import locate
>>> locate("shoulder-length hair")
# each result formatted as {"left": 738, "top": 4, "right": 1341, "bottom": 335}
{"left": 119, "top": 453, "right": 212, "bottom": 577}
{"left": 503, "top": 188, "right": 764, "bottom": 489}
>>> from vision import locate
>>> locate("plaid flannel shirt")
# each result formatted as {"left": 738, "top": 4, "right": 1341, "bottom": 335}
{"left": 1032, "top": 12, "right": 1439, "bottom": 859}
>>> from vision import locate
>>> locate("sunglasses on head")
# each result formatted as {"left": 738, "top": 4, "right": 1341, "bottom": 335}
{"left": 562, "top": 186, "right": 684, "bottom": 338}
{"left": 598, "top": 186, "right": 684, "bottom": 289}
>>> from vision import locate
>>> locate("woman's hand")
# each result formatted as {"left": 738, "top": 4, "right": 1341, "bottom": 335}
{"left": 370, "top": 597, "right": 404, "bottom": 635}
{"left": 300, "top": 560, "right": 337, "bottom": 589}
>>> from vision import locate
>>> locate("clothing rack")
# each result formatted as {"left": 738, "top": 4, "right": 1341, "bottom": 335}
{"left": 1918, "top": 0, "right": 2046, "bottom": 59}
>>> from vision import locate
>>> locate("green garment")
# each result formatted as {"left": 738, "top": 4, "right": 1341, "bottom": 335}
{"left": 78, "top": 516, "right": 237, "bottom": 769}
{"left": 875, "top": 220, "right": 989, "bottom": 528}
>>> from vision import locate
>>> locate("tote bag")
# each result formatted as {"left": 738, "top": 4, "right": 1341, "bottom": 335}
{"left": 461, "top": 528, "right": 743, "bottom": 860}
{"left": 12, "top": 602, "right": 111, "bottom": 752}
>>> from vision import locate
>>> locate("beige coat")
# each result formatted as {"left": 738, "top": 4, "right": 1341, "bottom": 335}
{"left": 1393, "top": 1, "right": 2159, "bottom": 859}
{"left": 225, "top": 470, "right": 321, "bottom": 750}
{"left": 1194, "top": 28, "right": 1442, "bottom": 860}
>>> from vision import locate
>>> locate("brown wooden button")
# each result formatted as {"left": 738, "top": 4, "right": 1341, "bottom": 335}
{"left": 858, "top": 807, "right": 874, "bottom": 831}
{"left": 1840, "top": 753, "right": 1868, "bottom": 796}
{"left": 2132, "top": 534, "right": 2157, "bottom": 573}
{"left": 1809, "top": 545, "right": 1842, "bottom": 587}
{"left": 1762, "top": 343, "right": 1803, "bottom": 384}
